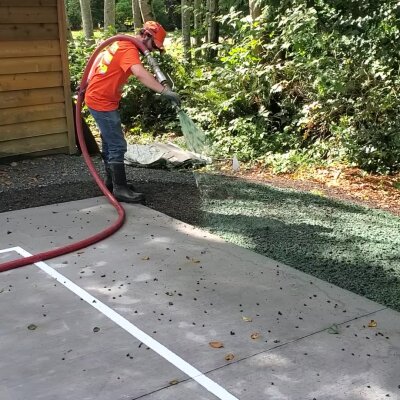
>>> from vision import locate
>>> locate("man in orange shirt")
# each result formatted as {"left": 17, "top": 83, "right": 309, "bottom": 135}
{"left": 85, "top": 21, "right": 180, "bottom": 203}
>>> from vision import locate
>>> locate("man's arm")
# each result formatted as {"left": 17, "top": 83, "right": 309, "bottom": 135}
{"left": 130, "top": 63, "right": 181, "bottom": 106}
{"left": 130, "top": 64, "right": 164, "bottom": 93}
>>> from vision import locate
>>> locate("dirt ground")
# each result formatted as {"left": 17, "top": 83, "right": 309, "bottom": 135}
{"left": 212, "top": 162, "right": 400, "bottom": 217}
{"left": 85, "top": 121, "right": 400, "bottom": 217}
{"left": 1, "top": 155, "right": 399, "bottom": 219}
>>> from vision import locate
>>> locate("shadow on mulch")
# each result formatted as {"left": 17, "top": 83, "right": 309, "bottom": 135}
{"left": 195, "top": 173, "right": 400, "bottom": 311}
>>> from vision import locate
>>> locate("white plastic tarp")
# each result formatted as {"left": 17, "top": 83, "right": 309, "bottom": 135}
{"left": 124, "top": 142, "right": 211, "bottom": 169}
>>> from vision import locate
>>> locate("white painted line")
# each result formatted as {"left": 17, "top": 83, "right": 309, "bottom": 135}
{"left": 0, "top": 247, "right": 20, "bottom": 254}
{"left": 4, "top": 246, "right": 239, "bottom": 400}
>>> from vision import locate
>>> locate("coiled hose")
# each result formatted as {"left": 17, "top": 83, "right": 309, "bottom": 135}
{"left": 0, "top": 35, "right": 150, "bottom": 273}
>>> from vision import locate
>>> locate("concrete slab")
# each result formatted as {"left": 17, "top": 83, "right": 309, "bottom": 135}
{"left": 153, "top": 310, "right": 400, "bottom": 400}
{"left": 0, "top": 198, "right": 399, "bottom": 399}
{"left": 205, "top": 309, "right": 400, "bottom": 399}
{"left": 0, "top": 251, "right": 189, "bottom": 400}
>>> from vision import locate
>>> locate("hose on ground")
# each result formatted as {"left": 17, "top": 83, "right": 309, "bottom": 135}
{"left": 0, "top": 35, "right": 146, "bottom": 273}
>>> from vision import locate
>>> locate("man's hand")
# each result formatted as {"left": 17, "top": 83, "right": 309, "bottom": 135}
{"left": 160, "top": 87, "right": 181, "bottom": 107}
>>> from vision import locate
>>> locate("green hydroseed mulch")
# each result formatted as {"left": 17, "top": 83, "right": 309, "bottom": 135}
{"left": 195, "top": 173, "right": 400, "bottom": 311}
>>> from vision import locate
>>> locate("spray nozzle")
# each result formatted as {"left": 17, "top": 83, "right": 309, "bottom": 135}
{"left": 146, "top": 53, "right": 168, "bottom": 86}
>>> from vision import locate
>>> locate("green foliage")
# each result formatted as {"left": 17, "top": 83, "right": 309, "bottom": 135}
{"left": 116, "top": 0, "right": 133, "bottom": 30}
{"left": 91, "top": 0, "right": 104, "bottom": 28}
{"left": 119, "top": 50, "right": 185, "bottom": 136}
{"left": 66, "top": 0, "right": 180, "bottom": 31}
{"left": 66, "top": 0, "right": 81, "bottom": 30}
{"left": 66, "top": 0, "right": 133, "bottom": 30}
{"left": 180, "top": 1, "right": 400, "bottom": 174}
{"left": 67, "top": 1, "right": 400, "bottom": 174}
{"left": 68, "top": 33, "right": 98, "bottom": 92}
{"left": 152, "top": 0, "right": 177, "bottom": 30}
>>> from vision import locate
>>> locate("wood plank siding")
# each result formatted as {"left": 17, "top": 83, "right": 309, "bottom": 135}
{"left": 0, "top": 0, "right": 75, "bottom": 159}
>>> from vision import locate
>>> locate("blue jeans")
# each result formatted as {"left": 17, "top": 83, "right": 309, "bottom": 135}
{"left": 88, "top": 107, "right": 126, "bottom": 164}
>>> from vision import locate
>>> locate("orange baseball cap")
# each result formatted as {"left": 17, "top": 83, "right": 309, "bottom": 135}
{"left": 143, "top": 21, "right": 166, "bottom": 51}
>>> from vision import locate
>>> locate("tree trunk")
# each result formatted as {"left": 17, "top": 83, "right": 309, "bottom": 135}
{"left": 139, "top": 0, "right": 153, "bottom": 22}
{"left": 64, "top": 1, "right": 74, "bottom": 42}
{"left": 132, "top": 0, "right": 142, "bottom": 28}
{"left": 79, "top": 0, "right": 94, "bottom": 42}
{"left": 104, "top": 0, "right": 116, "bottom": 30}
{"left": 181, "top": 0, "right": 192, "bottom": 62}
{"left": 193, "top": 0, "right": 202, "bottom": 47}
{"left": 205, "top": 0, "right": 210, "bottom": 44}
{"left": 207, "top": 0, "right": 218, "bottom": 59}
{"left": 249, "top": 0, "right": 262, "bottom": 20}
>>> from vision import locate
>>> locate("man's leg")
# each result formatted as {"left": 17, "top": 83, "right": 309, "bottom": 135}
{"left": 88, "top": 108, "right": 144, "bottom": 203}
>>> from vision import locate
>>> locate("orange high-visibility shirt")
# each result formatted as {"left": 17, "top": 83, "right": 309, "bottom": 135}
{"left": 85, "top": 41, "right": 141, "bottom": 111}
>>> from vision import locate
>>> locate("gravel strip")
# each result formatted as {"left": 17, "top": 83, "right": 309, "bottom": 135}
{"left": 0, "top": 154, "right": 201, "bottom": 224}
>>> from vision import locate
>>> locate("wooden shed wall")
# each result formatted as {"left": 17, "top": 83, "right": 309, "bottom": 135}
{"left": 0, "top": 0, "right": 75, "bottom": 159}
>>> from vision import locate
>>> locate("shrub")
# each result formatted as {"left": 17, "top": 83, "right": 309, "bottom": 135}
{"left": 182, "top": 1, "right": 400, "bottom": 173}
{"left": 67, "top": 1, "right": 400, "bottom": 174}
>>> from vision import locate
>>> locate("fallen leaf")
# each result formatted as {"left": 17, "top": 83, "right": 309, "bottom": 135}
{"left": 250, "top": 332, "right": 261, "bottom": 340}
{"left": 242, "top": 316, "right": 253, "bottom": 322}
{"left": 225, "top": 353, "right": 235, "bottom": 361}
{"left": 327, "top": 324, "right": 339, "bottom": 334}
{"left": 191, "top": 258, "right": 201, "bottom": 263}
{"left": 141, "top": 256, "right": 150, "bottom": 260}
{"left": 209, "top": 341, "right": 224, "bottom": 349}
{"left": 333, "top": 170, "right": 342, "bottom": 180}
{"left": 27, "top": 324, "right": 37, "bottom": 331}
{"left": 368, "top": 320, "right": 377, "bottom": 328}
{"left": 169, "top": 379, "right": 179, "bottom": 385}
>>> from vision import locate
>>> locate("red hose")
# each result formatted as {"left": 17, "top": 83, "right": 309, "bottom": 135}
{"left": 0, "top": 35, "right": 146, "bottom": 273}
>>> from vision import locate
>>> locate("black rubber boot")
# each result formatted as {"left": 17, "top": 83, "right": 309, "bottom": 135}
{"left": 104, "top": 163, "right": 113, "bottom": 191}
{"left": 104, "top": 162, "right": 136, "bottom": 192}
{"left": 110, "top": 163, "right": 144, "bottom": 203}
